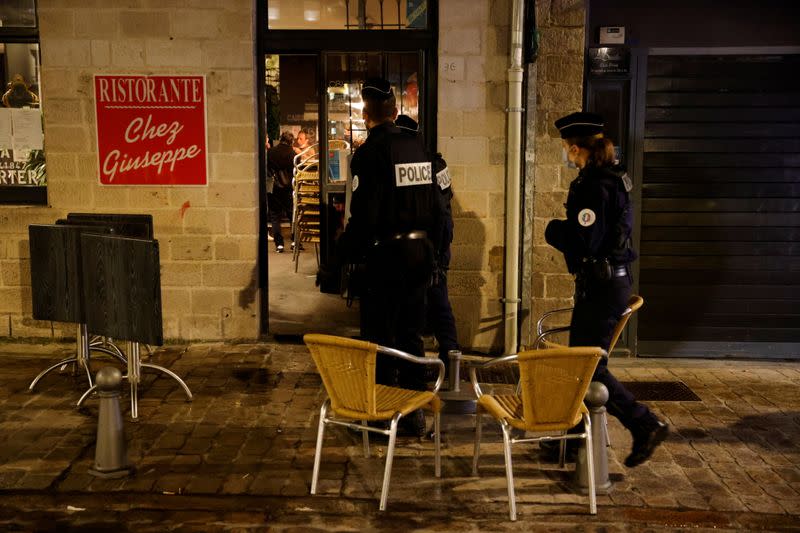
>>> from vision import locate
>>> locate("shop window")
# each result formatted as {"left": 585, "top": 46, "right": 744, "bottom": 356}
{"left": 0, "top": 0, "right": 36, "bottom": 28}
{"left": 0, "top": 1, "right": 46, "bottom": 205}
{"left": 268, "top": 0, "right": 428, "bottom": 30}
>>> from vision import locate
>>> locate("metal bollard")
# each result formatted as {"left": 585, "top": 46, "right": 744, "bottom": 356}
{"left": 447, "top": 349, "right": 462, "bottom": 392}
{"left": 88, "top": 366, "right": 132, "bottom": 479}
{"left": 574, "top": 381, "right": 612, "bottom": 493}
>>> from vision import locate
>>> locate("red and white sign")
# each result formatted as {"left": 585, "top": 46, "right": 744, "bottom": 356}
{"left": 94, "top": 75, "right": 208, "bottom": 186}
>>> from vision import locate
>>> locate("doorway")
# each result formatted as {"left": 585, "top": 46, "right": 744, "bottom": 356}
{"left": 264, "top": 51, "right": 427, "bottom": 336}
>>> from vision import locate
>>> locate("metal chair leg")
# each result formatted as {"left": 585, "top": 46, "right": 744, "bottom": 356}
{"left": 76, "top": 384, "right": 99, "bottom": 408}
{"left": 128, "top": 341, "right": 140, "bottom": 420}
{"left": 31, "top": 323, "right": 95, "bottom": 392}
{"left": 90, "top": 337, "right": 126, "bottom": 360}
{"left": 130, "top": 378, "right": 138, "bottom": 419}
{"left": 434, "top": 410, "right": 441, "bottom": 478}
{"left": 29, "top": 357, "right": 78, "bottom": 391}
{"left": 584, "top": 413, "right": 597, "bottom": 515}
{"left": 472, "top": 409, "right": 482, "bottom": 476}
{"left": 362, "top": 419, "right": 370, "bottom": 458}
{"left": 559, "top": 434, "right": 566, "bottom": 468}
{"left": 140, "top": 363, "right": 193, "bottom": 400}
{"left": 379, "top": 414, "right": 401, "bottom": 511}
{"left": 501, "top": 423, "right": 517, "bottom": 521}
{"left": 311, "top": 400, "right": 329, "bottom": 495}
{"left": 89, "top": 345, "right": 127, "bottom": 365}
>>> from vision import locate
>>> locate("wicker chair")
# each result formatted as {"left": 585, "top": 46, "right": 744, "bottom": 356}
{"left": 304, "top": 333, "right": 445, "bottom": 511}
{"left": 292, "top": 168, "right": 321, "bottom": 271}
{"left": 469, "top": 347, "right": 605, "bottom": 521}
{"left": 534, "top": 294, "right": 644, "bottom": 452}
{"left": 535, "top": 294, "right": 644, "bottom": 352}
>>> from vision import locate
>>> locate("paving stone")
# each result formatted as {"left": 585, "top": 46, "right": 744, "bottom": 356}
{"left": 221, "top": 472, "right": 254, "bottom": 494}
{"left": 3, "top": 343, "right": 800, "bottom": 529}
{"left": 247, "top": 470, "right": 287, "bottom": 495}
{"left": 185, "top": 475, "right": 223, "bottom": 495}
{"left": 14, "top": 473, "right": 56, "bottom": 490}
{"left": 740, "top": 494, "right": 787, "bottom": 514}
{"left": 179, "top": 438, "right": 213, "bottom": 455}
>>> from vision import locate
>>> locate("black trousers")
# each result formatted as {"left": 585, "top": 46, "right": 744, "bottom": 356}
{"left": 569, "top": 273, "right": 659, "bottom": 435}
{"left": 426, "top": 269, "right": 459, "bottom": 362}
{"left": 267, "top": 186, "right": 293, "bottom": 247}
{"left": 361, "top": 238, "right": 433, "bottom": 392}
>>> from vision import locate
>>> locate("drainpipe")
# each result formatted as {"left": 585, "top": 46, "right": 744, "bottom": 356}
{"left": 503, "top": 0, "right": 525, "bottom": 355}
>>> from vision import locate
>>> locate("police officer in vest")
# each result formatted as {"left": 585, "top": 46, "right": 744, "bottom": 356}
{"left": 396, "top": 114, "right": 459, "bottom": 378}
{"left": 339, "top": 79, "right": 442, "bottom": 436}
{"left": 545, "top": 112, "right": 669, "bottom": 468}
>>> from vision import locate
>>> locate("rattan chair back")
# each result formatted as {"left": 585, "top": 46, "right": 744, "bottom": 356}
{"left": 304, "top": 333, "right": 377, "bottom": 417}
{"left": 607, "top": 294, "right": 644, "bottom": 353}
{"left": 517, "top": 347, "right": 603, "bottom": 431}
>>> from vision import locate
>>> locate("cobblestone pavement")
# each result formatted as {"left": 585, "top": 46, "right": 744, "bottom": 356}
{"left": 0, "top": 340, "right": 799, "bottom": 531}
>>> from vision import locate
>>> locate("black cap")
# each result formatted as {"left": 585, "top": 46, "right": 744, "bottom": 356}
{"left": 395, "top": 114, "right": 419, "bottom": 132}
{"left": 361, "top": 77, "right": 394, "bottom": 100}
{"left": 554, "top": 111, "right": 604, "bottom": 138}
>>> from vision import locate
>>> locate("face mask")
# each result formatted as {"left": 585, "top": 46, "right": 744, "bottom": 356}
{"left": 562, "top": 147, "right": 577, "bottom": 169}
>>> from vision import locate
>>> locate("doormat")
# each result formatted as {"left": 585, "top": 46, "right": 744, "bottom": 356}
{"left": 619, "top": 381, "right": 701, "bottom": 401}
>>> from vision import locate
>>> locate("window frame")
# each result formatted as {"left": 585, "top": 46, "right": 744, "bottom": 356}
{"left": 0, "top": 1, "right": 46, "bottom": 206}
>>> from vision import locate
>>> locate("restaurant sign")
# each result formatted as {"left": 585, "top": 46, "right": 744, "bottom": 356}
{"left": 94, "top": 75, "right": 208, "bottom": 186}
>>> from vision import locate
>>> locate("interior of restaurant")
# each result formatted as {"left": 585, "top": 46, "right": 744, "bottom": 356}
{"left": 265, "top": 51, "right": 422, "bottom": 336}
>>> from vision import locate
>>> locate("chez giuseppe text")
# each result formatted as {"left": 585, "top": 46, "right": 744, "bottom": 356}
{"left": 95, "top": 75, "right": 208, "bottom": 186}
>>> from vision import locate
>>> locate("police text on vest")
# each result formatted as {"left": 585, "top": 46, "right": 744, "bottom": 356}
{"left": 395, "top": 162, "right": 432, "bottom": 187}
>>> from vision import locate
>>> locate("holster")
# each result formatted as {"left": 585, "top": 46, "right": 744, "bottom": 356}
{"left": 580, "top": 257, "right": 613, "bottom": 282}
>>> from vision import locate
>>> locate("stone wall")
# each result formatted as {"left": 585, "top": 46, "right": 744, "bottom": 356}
{"left": 522, "top": 0, "right": 586, "bottom": 346}
{"left": 0, "top": 0, "right": 560, "bottom": 351}
{"left": 0, "top": 0, "right": 258, "bottom": 341}
{"left": 438, "top": 0, "right": 510, "bottom": 353}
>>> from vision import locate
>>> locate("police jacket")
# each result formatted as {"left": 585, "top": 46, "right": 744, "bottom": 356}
{"left": 341, "top": 121, "right": 441, "bottom": 260}
{"left": 432, "top": 152, "right": 454, "bottom": 268}
{"left": 544, "top": 164, "right": 637, "bottom": 274}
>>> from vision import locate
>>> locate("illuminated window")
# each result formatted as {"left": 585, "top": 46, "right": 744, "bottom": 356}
{"left": 267, "top": 0, "right": 428, "bottom": 30}
{"left": 0, "top": 1, "right": 46, "bottom": 205}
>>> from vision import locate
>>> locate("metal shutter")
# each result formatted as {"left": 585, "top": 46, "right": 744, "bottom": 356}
{"left": 637, "top": 54, "right": 800, "bottom": 358}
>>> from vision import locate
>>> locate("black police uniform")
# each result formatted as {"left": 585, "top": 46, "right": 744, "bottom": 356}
{"left": 427, "top": 154, "right": 459, "bottom": 366}
{"left": 340, "top": 100, "right": 441, "bottom": 393}
{"left": 545, "top": 111, "right": 668, "bottom": 467}
{"left": 396, "top": 115, "right": 459, "bottom": 370}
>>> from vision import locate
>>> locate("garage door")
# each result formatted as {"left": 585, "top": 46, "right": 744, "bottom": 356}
{"left": 637, "top": 54, "right": 800, "bottom": 358}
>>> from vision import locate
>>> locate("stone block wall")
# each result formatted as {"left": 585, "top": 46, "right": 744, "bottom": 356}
{"left": 0, "top": 0, "right": 258, "bottom": 341}
{"left": 522, "top": 0, "right": 586, "bottom": 346}
{"left": 438, "top": 0, "right": 511, "bottom": 353}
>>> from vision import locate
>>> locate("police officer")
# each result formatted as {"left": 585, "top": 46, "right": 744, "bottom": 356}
{"left": 339, "top": 79, "right": 441, "bottom": 436}
{"left": 396, "top": 114, "right": 459, "bottom": 377}
{"left": 545, "top": 111, "right": 669, "bottom": 468}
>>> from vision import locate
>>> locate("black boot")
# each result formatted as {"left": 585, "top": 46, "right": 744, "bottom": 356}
{"left": 625, "top": 420, "right": 669, "bottom": 468}
{"left": 398, "top": 409, "right": 427, "bottom": 438}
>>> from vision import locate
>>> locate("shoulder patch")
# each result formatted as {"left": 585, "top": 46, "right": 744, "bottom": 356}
{"left": 436, "top": 166, "right": 452, "bottom": 190}
{"left": 577, "top": 208, "right": 596, "bottom": 227}
{"left": 352, "top": 175, "right": 359, "bottom": 192}
{"left": 620, "top": 173, "right": 633, "bottom": 192}
{"left": 394, "top": 162, "right": 432, "bottom": 187}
